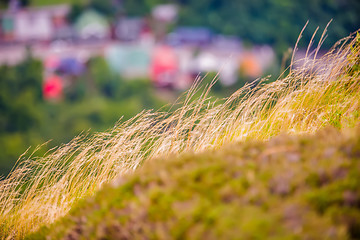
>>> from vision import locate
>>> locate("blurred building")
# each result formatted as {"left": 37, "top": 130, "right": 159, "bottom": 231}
{"left": 105, "top": 44, "right": 151, "bottom": 78}
{"left": 114, "top": 17, "right": 145, "bottom": 42}
{"left": 74, "top": 10, "right": 110, "bottom": 41}
{"left": 152, "top": 4, "right": 178, "bottom": 23}
{"left": 167, "top": 27, "right": 213, "bottom": 47}
{"left": 238, "top": 46, "right": 275, "bottom": 79}
{"left": 151, "top": 45, "right": 178, "bottom": 88}
{"left": 0, "top": 4, "right": 70, "bottom": 43}
{"left": 0, "top": 2, "right": 276, "bottom": 91}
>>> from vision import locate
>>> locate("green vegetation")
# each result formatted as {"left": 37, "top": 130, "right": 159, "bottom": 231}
{"left": 0, "top": 54, "right": 242, "bottom": 177}
{"left": 27, "top": 126, "right": 360, "bottom": 239}
{"left": 0, "top": 31, "right": 359, "bottom": 239}
{"left": 0, "top": 0, "right": 359, "bottom": 238}
{"left": 174, "top": 0, "right": 360, "bottom": 52}
{"left": 31, "top": 0, "right": 79, "bottom": 6}
{"left": 0, "top": 56, "right": 44, "bottom": 176}
{"left": 0, "top": 55, "right": 167, "bottom": 177}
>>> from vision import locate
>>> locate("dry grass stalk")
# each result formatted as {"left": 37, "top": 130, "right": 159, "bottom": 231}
{"left": 0, "top": 30, "right": 359, "bottom": 239}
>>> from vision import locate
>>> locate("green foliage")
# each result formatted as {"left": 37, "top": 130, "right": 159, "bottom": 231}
{"left": 0, "top": 58, "right": 42, "bottom": 132}
{"left": 0, "top": 53, "right": 244, "bottom": 178}
{"left": 122, "top": 0, "right": 167, "bottom": 16}
{"left": 30, "top": 0, "right": 81, "bottom": 6}
{"left": 176, "top": 0, "right": 360, "bottom": 52}
{"left": 0, "top": 56, "right": 167, "bottom": 177}
{"left": 0, "top": 57, "right": 43, "bottom": 176}
{"left": 27, "top": 126, "right": 360, "bottom": 239}
{"left": 3, "top": 32, "right": 360, "bottom": 239}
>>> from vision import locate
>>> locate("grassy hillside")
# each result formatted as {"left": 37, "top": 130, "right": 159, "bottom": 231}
{"left": 28, "top": 126, "right": 360, "bottom": 239}
{"left": 0, "top": 30, "right": 359, "bottom": 239}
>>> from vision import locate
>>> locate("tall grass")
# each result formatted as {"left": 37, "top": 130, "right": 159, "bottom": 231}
{"left": 1, "top": 30, "right": 359, "bottom": 239}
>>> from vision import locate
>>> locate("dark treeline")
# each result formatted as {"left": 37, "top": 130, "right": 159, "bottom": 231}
{"left": 99, "top": 0, "right": 360, "bottom": 52}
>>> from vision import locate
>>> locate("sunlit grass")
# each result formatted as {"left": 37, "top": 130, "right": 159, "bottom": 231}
{"left": 0, "top": 30, "right": 359, "bottom": 239}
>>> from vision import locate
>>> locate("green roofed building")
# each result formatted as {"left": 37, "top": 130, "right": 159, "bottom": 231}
{"left": 105, "top": 44, "right": 151, "bottom": 78}
{"left": 74, "top": 9, "right": 110, "bottom": 40}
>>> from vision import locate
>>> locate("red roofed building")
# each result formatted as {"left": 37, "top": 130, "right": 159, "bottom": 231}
{"left": 151, "top": 45, "right": 178, "bottom": 88}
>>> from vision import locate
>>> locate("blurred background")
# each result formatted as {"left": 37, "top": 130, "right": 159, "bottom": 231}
{"left": 0, "top": 0, "right": 359, "bottom": 177}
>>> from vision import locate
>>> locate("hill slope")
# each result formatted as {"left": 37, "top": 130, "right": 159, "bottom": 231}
{"left": 28, "top": 126, "right": 360, "bottom": 239}
{"left": 1, "top": 31, "right": 359, "bottom": 239}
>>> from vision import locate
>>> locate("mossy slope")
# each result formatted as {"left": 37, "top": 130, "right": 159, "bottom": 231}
{"left": 27, "top": 126, "right": 360, "bottom": 240}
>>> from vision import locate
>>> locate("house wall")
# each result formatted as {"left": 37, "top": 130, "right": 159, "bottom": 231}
{"left": 14, "top": 11, "right": 53, "bottom": 41}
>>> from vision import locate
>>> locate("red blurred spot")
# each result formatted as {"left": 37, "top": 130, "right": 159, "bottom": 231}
{"left": 43, "top": 75, "right": 63, "bottom": 101}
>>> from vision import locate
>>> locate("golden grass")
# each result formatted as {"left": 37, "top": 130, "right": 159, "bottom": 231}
{"left": 0, "top": 30, "right": 359, "bottom": 239}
